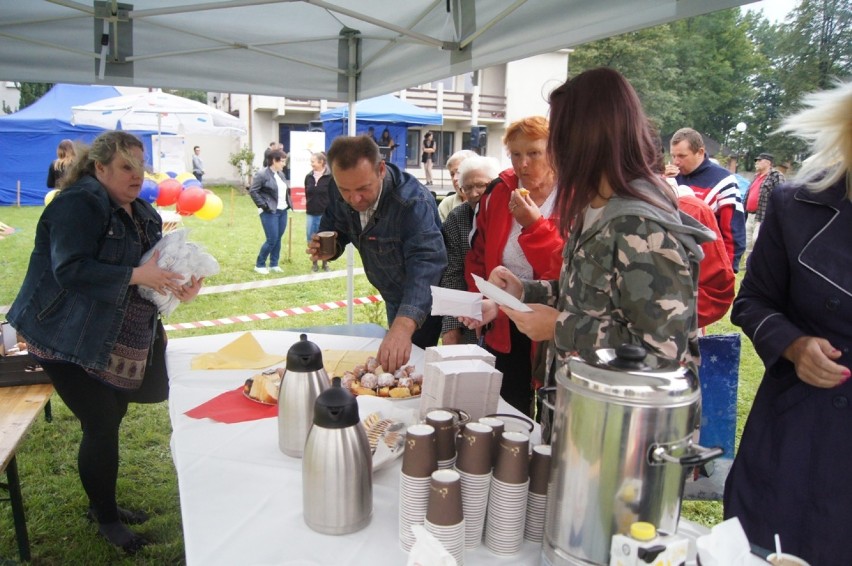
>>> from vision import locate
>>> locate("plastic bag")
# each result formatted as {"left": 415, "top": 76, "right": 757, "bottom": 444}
{"left": 137, "top": 229, "right": 219, "bottom": 316}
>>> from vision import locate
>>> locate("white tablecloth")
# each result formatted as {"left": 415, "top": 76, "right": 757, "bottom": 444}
{"left": 167, "top": 330, "right": 545, "bottom": 566}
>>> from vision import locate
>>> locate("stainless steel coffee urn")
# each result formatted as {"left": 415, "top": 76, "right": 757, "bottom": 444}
{"left": 303, "top": 377, "right": 372, "bottom": 535}
{"left": 541, "top": 345, "right": 722, "bottom": 566}
{"left": 278, "top": 334, "right": 330, "bottom": 457}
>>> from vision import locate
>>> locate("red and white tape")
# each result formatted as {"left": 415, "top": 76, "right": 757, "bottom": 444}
{"left": 162, "top": 295, "right": 383, "bottom": 331}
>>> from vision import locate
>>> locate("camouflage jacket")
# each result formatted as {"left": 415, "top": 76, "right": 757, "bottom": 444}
{"left": 523, "top": 180, "right": 714, "bottom": 383}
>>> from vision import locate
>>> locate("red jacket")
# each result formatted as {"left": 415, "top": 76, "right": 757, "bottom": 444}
{"left": 464, "top": 169, "right": 563, "bottom": 352}
{"left": 678, "top": 193, "right": 735, "bottom": 327}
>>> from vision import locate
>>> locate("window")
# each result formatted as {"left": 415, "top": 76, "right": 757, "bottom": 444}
{"left": 434, "top": 131, "right": 454, "bottom": 169}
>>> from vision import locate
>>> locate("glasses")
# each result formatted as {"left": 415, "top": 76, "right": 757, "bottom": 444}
{"left": 461, "top": 182, "right": 489, "bottom": 194}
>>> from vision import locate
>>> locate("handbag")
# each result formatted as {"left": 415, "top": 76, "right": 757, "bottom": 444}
{"left": 123, "top": 320, "right": 169, "bottom": 404}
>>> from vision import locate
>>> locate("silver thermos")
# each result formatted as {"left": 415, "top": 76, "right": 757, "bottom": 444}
{"left": 303, "top": 377, "right": 373, "bottom": 534}
{"left": 278, "top": 334, "right": 330, "bottom": 457}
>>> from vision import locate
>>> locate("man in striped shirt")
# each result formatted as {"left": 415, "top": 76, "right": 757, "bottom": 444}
{"left": 668, "top": 127, "right": 746, "bottom": 272}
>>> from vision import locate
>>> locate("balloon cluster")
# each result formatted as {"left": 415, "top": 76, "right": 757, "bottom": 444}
{"left": 140, "top": 171, "right": 224, "bottom": 221}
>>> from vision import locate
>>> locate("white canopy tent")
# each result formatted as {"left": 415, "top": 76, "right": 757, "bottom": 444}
{"left": 0, "top": 0, "right": 755, "bottom": 324}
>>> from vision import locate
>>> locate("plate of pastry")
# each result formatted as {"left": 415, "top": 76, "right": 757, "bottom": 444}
{"left": 338, "top": 356, "right": 423, "bottom": 400}
{"left": 242, "top": 369, "right": 283, "bottom": 405}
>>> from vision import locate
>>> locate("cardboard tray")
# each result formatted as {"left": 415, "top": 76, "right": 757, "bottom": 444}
{"left": 0, "top": 353, "right": 51, "bottom": 387}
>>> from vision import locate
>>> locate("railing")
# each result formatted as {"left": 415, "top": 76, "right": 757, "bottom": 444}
{"left": 404, "top": 88, "right": 506, "bottom": 122}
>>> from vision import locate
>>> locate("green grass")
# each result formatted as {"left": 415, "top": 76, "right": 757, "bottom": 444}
{"left": 0, "top": 188, "right": 763, "bottom": 563}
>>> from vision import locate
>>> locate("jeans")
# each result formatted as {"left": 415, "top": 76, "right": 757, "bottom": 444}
{"left": 306, "top": 214, "right": 322, "bottom": 243}
{"left": 257, "top": 209, "right": 288, "bottom": 268}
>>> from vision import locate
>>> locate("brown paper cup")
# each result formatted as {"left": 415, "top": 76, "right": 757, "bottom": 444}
{"left": 493, "top": 431, "right": 530, "bottom": 484}
{"left": 401, "top": 424, "right": 438, "bottom": 478}
{"left": 317, "top": 231, "right": 337, "bottom": 256}
{"left": 478, "top": 417, "right": 505, "bottom": 467}
{"left": 528, "top": 444, "right": 552, "bottom": 494}
{"left": 425, "top": 469, "right": 464, "bottom": 526}
{"left": 455, "top": 422, "right": 493, "bottom": 475}
{"left": 427, "top": 410, "right": 457, "bottom": 462}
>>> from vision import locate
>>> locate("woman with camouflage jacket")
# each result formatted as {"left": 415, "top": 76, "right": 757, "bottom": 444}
{"left": 461, "top": 68, "right": 713, "bottom": 436}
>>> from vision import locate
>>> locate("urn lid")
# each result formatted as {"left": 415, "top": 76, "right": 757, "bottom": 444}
{"left": 286, "top": 334, "right": 325, "bottom": 372}
{"left": 560, "top": 344, "right": 699, "bottom": 405}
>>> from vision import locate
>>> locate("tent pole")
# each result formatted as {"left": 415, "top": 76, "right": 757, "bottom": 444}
{"left": 346, "top": 34, "right": 358, "bottom": 326}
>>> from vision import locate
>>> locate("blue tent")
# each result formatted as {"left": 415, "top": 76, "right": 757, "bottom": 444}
{"left": 0, "top": 84, "right": 125, "bottom": 205}
{"left": 320, "top": 95, "right": 443, "bottom": 171}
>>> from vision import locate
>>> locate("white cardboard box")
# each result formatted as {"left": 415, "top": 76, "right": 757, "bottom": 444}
{"left": 419, "top": 359, "right": 503, "bottom": 420}
{"left": 424, "top": 344, "right": 496, "bottom": 367}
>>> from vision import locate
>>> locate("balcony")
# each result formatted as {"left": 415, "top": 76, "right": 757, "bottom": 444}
{"left": 404, "top": 89, "right": 506, "bottom": 124}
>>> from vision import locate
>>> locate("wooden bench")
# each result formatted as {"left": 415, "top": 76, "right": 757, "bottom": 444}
{"left": 0, "top": 384, "right": 53, "bottom": 562}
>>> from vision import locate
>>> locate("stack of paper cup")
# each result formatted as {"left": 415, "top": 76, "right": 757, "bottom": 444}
{"left": 427, "top": 409, "right": 457, "bottom": 469}
{"left": 454, "top": 422, "right": 494, "bottom": 549}
{"left": 524, "top": 444, "right": 551, "bottom": 542}
{"left": 399, "top": 424, "right": 438, "bottom": 552}
{"left": 484, "top": 431, "right": 529, "bottom": 555}
{"left": 424, "top": 469, "right": 466, "bottom": 565}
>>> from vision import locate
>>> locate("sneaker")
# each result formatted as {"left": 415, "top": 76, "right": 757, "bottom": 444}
{"left": 254, "top": 266, "right": 269, "bottom": 275}
{"left": 270, "top": 266, "right": 283, "bottom": 273}
{"left": 311, "top": 264, "right": 319, "bottom": 273}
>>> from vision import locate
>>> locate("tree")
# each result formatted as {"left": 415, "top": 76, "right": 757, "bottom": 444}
{"left": 164, "top": 89, "right": 208, "bottom": 104}
{"left": 17, "top": 82, "right": 53, "bottom": 111}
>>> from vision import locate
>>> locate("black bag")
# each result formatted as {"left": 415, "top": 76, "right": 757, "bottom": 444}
{"left": 123, "top": 321, "right": 169, "bottom": 404}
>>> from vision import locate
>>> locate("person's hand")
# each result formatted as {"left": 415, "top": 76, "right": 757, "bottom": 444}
{"left": 441, "top": 329, "right": 462, "bottom": 345}
{"left": 458, "top": 299, "right": 499, "bottom": 329}
{"left": 664, "top": 163, "right": 680, "bottom": 178}
{"left": 488, "top": 266, "right": 523, "bottom": 300}
{"left": 783, "top": 336, "right": 851, "bottom": 388}
{"left": 174, "top": 275, "right": 204, "bottom": 303}
{"left": 377, "top": 317, "right": 416, "bottom": 373}
{"left": 501, "top": 303, "right": 559, "bottom": 341}
{"left": 306, "top": 234, "right": 334, "bottom": 262}
{"left": 131, "top": 250, "right": 185, "bottom": 295}
{"left": 509, "top": 188, "right": 540, "bottom": 228}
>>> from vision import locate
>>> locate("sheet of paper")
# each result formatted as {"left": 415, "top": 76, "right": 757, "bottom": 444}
{"left": 430, "top": 286, "right": 483, "bottom": 320}
{"left": 472, "top": 274, "right": 533, "bottom": 312}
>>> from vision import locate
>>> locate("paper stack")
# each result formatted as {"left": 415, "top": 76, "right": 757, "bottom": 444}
{"left": 419, "top": 359, "right": 503, "bottom": 421}
{"left": 424, "top": 344, "right": 496, "bottom": 367}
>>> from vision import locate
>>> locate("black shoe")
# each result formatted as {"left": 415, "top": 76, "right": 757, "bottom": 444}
{"left": 87, "top": 506, "right": 150, "bottom": 525}
{"left": 97, "top": 522, "right": 151, "bottom": 555}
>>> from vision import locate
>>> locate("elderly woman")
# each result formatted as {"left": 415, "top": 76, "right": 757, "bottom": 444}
{"left": 464, "top": 116, "right": 563, "bottom": 416}
{"left": 249, "top": 149, "right": 291, "bottom": 274}
{"left": 439, "top": 155, "right": 501, "bottom": 345}
{"left": 438, "top": 149, "right": 478, "bottom": 222}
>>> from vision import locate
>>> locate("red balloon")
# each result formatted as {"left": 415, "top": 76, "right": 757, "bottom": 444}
{"left": 157, "top": 178, "right": 183, "bottom": 206}
{"left": 176, "top": 187, "right": 207, "bottom": 215}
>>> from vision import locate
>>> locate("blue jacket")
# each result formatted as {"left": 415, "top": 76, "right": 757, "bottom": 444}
{"left": 319, "top": 163, "right": 446, "bottom": 326}
{"left": 8, "top": 175, "right": 162, "bottom": 370}
{"left": 725, "top": 179, "right": 852, "bottom": 565}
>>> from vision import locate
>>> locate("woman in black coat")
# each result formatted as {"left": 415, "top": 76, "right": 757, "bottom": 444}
{"left": 304, "top": 151, "right": 332, "bottom": 272}
{"left": 724, "top": 81, "right": 852, "bottom": 566}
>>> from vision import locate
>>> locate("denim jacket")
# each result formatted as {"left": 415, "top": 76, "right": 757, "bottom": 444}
{"left": 8, "top": 175, "right": 162, "bottom": 370}
{"left": 319, "top": 163, "right": 446, "bottom": 326}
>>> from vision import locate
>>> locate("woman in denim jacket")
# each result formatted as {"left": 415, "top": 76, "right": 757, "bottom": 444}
{"left": 8, "top": 131, "right": 202, "bottom": 554}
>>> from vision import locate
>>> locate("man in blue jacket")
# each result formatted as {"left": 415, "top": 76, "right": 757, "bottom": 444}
{"left": 668, "top": 127, "right": 746, "bottom": 272}
{"left": 308, "top": 135, "right": 446, "bottom": 372}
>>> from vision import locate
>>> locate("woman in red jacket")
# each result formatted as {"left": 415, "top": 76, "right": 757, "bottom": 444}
{"left": 464, "top": 116, "right": 563, "bottom": 416}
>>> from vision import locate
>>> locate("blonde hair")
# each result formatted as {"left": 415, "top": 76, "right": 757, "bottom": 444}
{"left": 778, "top": 81, "right": 852, "bottom": 196}
{"left": 53, "top": 139, "right": 76, "bottom": 171}
{"left": 62, "top": 131, "right": 144, "bottom": 190}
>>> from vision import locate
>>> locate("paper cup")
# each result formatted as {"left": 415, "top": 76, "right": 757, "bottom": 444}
{"left": 767, "top": 553, "right": 811, "bottom": 566}
{"left": 493, "top": 431, "right": 530, "bottom": 484}
{"left": 528, "top": 444, "right": 552, "bottom": 495}
{"left": 427, "top": 410, "right": 457, "bottom": 462}
{"left": 478, "top": 417, "right": 505, "bottom": 467}
{"left": 455, "top": 422, "right": 493, "bottom": 475}
{"left": 401, "top": 424, "right": 438, "bottom": 478}
{"left": 317, "top": 231, "right": 337, "bottom": 256}
{"left": 426, "top": 469, "right": 464, "bottom": 527}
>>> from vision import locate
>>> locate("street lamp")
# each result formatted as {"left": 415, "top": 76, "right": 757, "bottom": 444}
{"left": 734, "top": 122, "right": 747, "bottom": 172}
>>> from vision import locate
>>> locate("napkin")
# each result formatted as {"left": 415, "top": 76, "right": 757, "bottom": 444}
{"left": 430, "top": 286, "right": 482, "bottom": 320}
{"left": 185, "top": 386, "right": 277, "bottom": 423}
{"left": 322, "top": 349, "right": 379, "bottom": 375}
{"left": 696, "top": 517, "right": 769, "bottom": 565}
{"left": 191, "top": 332, "right": 285, "bottom": 370}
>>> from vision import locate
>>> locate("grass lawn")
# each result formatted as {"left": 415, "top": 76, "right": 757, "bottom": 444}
{"left": 0, "top": 185, "right": 760, "bottom": 564}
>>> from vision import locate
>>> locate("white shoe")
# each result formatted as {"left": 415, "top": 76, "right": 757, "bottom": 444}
{"left": 254, "top": 266, "right": 269, "bottom": 275}
{"left": 269, "top": 266, "right": 283, "bottom": 273}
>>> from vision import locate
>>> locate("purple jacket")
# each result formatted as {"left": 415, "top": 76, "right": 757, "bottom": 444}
{"left": 724, "top": 179, "right": 852, "bottom": 565}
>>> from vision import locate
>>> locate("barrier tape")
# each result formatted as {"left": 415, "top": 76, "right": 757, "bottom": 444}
{"left": 162, "top": 295, "right": 383, "bottom": 331}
